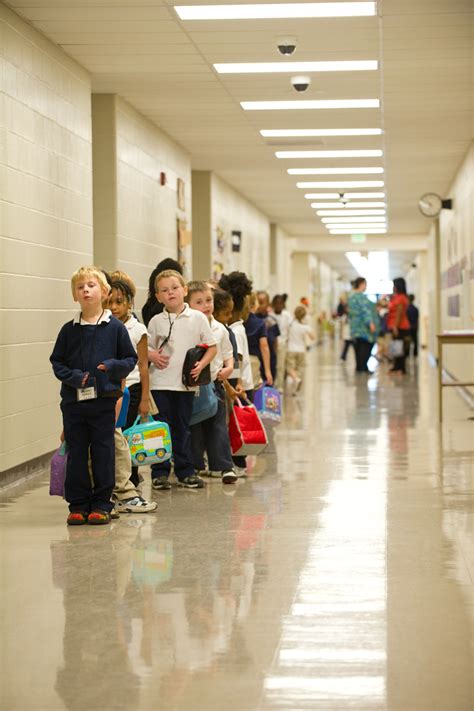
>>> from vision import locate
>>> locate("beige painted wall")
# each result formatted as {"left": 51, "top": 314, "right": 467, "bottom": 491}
{"left": 116, "top": 97, "right": 192, "bottom": 307}
{"left": 0, "top": 5, "right": 93, "bottom": 472}
{"left": 269, "top": 224, "right": 296, "bottom": 298}
{"left": 433, "top": 143, "right": 474, "bottom": 390}
{"left": 92, "top": 95, "right": 192, "bottom": 311}
{"left": 210, "top": 173, "right": 270, "bottom": 289}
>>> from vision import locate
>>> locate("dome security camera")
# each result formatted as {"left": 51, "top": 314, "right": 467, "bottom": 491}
{"left": 277, "top": 36, "right": 297, "bottom": 55}
{"left": 291, "top": 75, "right": 311, "bottom": 92}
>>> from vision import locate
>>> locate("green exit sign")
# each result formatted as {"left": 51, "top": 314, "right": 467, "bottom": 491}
{"left": 351, "top": 233, "right": 367, "bottom": 244}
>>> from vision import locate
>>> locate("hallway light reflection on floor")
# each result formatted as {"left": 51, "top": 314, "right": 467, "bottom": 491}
{"left": 263, "top": 398, "right": 389, "bottom": 707}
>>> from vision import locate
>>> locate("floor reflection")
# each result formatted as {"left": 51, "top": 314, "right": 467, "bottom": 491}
{"left": 1, "top": 346, "right": 473, "bottom": 710}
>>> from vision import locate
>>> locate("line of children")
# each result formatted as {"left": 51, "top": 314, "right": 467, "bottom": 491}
{"left": 51, "top": 264, "right": 307, "bottom": 525}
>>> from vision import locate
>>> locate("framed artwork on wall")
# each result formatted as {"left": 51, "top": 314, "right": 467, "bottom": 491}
{"left": 231, "top": 230, "right": 242, "bottom": 252}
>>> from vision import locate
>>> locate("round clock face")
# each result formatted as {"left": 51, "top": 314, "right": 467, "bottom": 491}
{"left": 418, "top": 192, "right": 443, "bottom": 217}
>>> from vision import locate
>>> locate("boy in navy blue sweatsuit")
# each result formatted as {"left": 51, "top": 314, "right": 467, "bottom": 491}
{"left": 50, "top": 267, "right": 137, "bottom": 525}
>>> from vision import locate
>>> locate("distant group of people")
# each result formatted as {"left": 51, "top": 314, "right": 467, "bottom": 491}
{"left": 50, "top": 258, "right": 315, "bottom": 526}
{"left": 337, "top": 276, "right": 419, "bottom": 375}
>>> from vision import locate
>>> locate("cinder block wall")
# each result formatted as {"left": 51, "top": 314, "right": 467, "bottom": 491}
{"left": 0, "top": 5, "right": 93, "bottom": 472}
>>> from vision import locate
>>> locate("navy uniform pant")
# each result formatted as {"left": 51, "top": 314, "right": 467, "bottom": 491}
{"left": 61, "top": 398, "right": 116, "bottom": 513}
{"left": 191, "top": 382, "right": 234, "bottom": 472}
{"left": 151, "top": 390, "right": 195, "bottom": 481}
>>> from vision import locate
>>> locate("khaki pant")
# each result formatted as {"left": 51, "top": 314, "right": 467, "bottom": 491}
{"left": 274, "top": 341, "right": 287, "bottom": 391}
{"left": 286, "top": 351, "right": 306, "bottom": 381}
{"left": 113, "top": 429, "right": 141, "bottom": 501}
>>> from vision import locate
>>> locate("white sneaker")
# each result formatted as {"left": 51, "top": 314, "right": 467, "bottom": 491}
{"left": 222, "top": 470, "right": 238, "bottom": 484}
{"left": 209, "top": 470, "right": 223, "bottom": 478}
{"left": 116, "top": 497, "right": 157, "bottom": 513}
{"left": 235, "top": 467, "right": 248, "bottom": 478}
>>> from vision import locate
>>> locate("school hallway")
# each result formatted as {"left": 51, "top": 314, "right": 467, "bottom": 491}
{"left": 1, "top": 346, "right": 473, "bottom": 711}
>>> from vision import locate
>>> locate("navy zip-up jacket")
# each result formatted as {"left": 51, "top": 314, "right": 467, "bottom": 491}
{"left": 50, "top": 312, "right": 137, "bottom": 404}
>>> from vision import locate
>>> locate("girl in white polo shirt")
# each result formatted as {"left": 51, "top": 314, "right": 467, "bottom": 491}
{"left": 148, "top": 270, "right": 217, "bottom": 490}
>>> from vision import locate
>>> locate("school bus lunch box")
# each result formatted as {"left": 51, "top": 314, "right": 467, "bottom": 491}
{"left": 123, "top": 416, "right": 172, "bottom": 467}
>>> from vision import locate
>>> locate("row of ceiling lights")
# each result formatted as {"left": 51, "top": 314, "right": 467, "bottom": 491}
{"left": 175, "top": 1, "right": 385, "bottom": 235}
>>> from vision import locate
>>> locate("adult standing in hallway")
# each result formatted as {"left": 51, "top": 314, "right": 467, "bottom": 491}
{"left": 387, "top": 278, "right": 411, "bottom": 374}
{"left": 347, "top": 277, "right": 377, "bottom": 373}
{"left": 407, "top": 294, "right": 419, "bottom": 358}
{"left": 142, "top": 258, "right": 183, "bottom": 327}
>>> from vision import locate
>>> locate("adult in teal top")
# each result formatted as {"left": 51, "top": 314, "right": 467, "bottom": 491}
{"left": 348, "top": 277, "right": 377, "bottom": 372}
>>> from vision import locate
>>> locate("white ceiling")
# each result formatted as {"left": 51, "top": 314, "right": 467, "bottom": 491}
{"left": 7, "top": 0, "right": 473, "bottom": 254}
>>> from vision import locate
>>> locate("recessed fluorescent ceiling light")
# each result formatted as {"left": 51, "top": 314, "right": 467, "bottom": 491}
{"left": 322, "top": 216, "right": 386, "bottom": 223}
{"left": 319, "top": 210, "right": 385, "bottom": 217}
{"left": 288, "top": 167, "right": 383, "bottom": 175}
{"left": 262, "top": 128, "right": 382, "bottom": 137}
{"left": 304, "top": 192, "right": 385, "bottom": 199}
{"left": 215, "top": 61, "right": 378, "bottom": 74}
{"left": 297, "top": 181, "right": 384, "bottom": 188}
{"left": 331, "top": 229, "right": 387, "bottom": 234}
{"left": 277, "top": 150, "right": 382, "bottom": 158}
{"left": 324, "top": 222, "right": 387, "bottom": 228}
{"left": 175, "top": 3, "right": 376, "bottom": 20}
{"left": 310, "top": 202, "right": 386, "bottom": 208}
{"left": 241, "top": 99, "right": 380, "bottom": 111}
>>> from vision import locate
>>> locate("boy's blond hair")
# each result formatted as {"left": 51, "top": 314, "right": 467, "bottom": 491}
{"left": 110, "top": 270, "right": 136, "bottom": 298}
{"left": 294, "top": 305, "right": 307, "bottom": 322}
{"left": 154, "top": 269, "right": 186, "bottom": 291}
{"left": 71, "top": 266, "right": 111, "bottom": 299}
{"left": 186, "top": 280, "right": 212, "bottom": 302}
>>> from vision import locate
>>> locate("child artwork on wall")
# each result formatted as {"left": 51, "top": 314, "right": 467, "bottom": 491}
{"left": 177, "top": 219, "right": 192, "bottom": 279}
{"left": 212, "top": 226, "right": 226, "bottom": 281}
{"left": 177, "top": 178, "right": 186, "bottom": 211}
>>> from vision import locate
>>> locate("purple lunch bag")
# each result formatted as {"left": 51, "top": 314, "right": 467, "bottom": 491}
{"left": 50, "top": 442, "right": 68, "bottom": 497}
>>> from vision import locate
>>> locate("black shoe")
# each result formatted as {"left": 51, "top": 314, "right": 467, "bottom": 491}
{"left": 177, "top": 475, "right": 204, "bottom": 489}
{"left": 152, "top": 476, "right": 171, "bottom": 490}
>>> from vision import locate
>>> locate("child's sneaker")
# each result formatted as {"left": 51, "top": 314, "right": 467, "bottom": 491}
{"left": 177, "top": 475, "right": 204, "bottom": 489}
{"left": 117, "top": 496, "right": 157, "bottom": 513}
{"left": 222, "top": 470, "right": 238, "bottom": 484}
{"left": 87, "top": 510, "right": 111, "bottom": 525}
{"left": 152, "top": 476, "right": 172, "bottom": 490}
{"left": 66, "top": 512, "right": 88, "bottom": 526}
{"left": 110, "top": 505, "right": 120, "bottom": 520}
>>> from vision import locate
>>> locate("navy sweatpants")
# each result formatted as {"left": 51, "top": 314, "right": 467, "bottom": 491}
{"left": 191, "top": 381, "right": 234, "bottom": 472}
{"left": 61, "top": 398, "right": 116, "bottom": 513}
{"left": 151, "top": 390, "right": 195, "bottom": 481}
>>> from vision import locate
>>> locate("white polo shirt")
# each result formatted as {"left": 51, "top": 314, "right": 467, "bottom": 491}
{"left": 148, "top": 304, "right": 216, "bottom": 391}
{"left": 209, "top": 316, "right": 234, "bottom": 382}
{"left": 287, "top": 321, "right": 312, "bottom": 353}
{"left": 123, "top": 315, "right": 148, "bottom": 387}
{"left": 273, "top": 309, "right": 292, "bottom": 343}
{"left": 230, "top": 320, "right": 254, "bottom": 391}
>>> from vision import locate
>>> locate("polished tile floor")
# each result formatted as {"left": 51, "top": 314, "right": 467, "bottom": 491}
{"left": 1, "top": 346, "right": 473, "bottom": 711}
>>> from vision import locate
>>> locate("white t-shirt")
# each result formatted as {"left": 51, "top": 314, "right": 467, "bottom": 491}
{"left": 273, "top": 309, "right": 292, "bottom": 343}
{"left": 209, "top": 316, "right": 234, "bottom": 382}
{"left": 287, "top": 320, "right": 312, "bottom": 353}
{"left": 230, "top": 320, "right": 254, "bottom": 391}
{"left": 123, "top": 315, "right": 148, "bottom": 387}
{"left": 148, "top": 304, "right": 216, "bottom": 391}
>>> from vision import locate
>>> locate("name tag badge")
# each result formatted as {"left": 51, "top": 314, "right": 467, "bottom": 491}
{"left": 77, "top": 377, "right": 97, "bottom": 402}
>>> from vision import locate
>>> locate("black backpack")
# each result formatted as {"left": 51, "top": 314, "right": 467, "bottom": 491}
{"left": 182, "top": 344, "right": 211, "bottom": 388}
